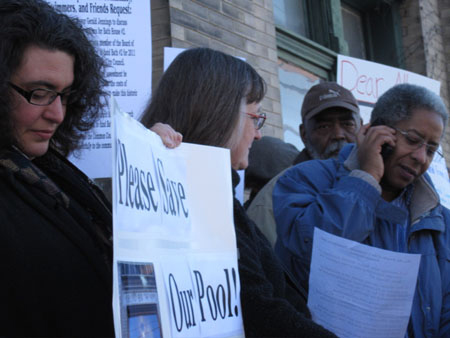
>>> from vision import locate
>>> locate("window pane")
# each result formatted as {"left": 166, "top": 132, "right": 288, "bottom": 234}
{"left": 341, "top": 4, "right": 366, "bottom": 59}
{"left": 278, "top": 59, "right": 320, "bottom": 151}
{"left": 273, "top": 0, "right": 309, "bottom": 37}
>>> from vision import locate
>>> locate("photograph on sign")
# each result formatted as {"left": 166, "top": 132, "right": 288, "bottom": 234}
{"left": 117, "top": 261, "right": 162, "bottom": 338}
{"left": 111, "top": 101, "right": 243, "bottom": 337}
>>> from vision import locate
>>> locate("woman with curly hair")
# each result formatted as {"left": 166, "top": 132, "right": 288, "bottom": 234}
{"left": 0, "top": 1, "right": 180, "bottom": 336}
{"left": 0, "top": 0, "right": 114, "bottom": 335}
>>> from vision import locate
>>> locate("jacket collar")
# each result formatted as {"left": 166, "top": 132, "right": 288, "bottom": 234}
{"left": 0, "top": 147, "right": 113, "bottom": 288}
{"left": 341, "top": 144, "right": 441, "bottom": 224}
{"left": 292, "top": 148, "right": 313, "bottom": 165}
{"left": 0, "top": 147, "right": 70, "bottom": 208}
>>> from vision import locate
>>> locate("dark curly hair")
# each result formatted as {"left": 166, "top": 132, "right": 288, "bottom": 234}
{"left": 140, "top": 47, "right": 266, "bottom": 148}
{"left": 0, "top": 0, "right": 107, "bottom": 156}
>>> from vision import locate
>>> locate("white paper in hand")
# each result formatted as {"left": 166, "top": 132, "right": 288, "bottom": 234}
{"left": 308, "top": 228, "right": 420, "bottom": 338}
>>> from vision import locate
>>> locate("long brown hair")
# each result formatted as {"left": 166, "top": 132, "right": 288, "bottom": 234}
{"left": 140, "top": 48, "right": 265, "bottom": 147}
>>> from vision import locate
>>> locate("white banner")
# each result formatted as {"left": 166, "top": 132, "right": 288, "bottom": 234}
{"left": 111, "top": 99, "right": 244, "bottom": 337}
{"left": 49, "top": 0, "right": 152, "bottom": 178}
{"left": 337, "top": 55, "right": 440, "bottom": 105}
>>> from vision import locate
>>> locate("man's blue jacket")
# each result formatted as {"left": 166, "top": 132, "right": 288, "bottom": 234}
{"left": 273, "top": 144, "right": 450, "bottom": 337}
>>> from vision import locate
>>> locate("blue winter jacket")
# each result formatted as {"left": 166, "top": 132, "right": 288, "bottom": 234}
{"left": 273, "top": 144, "right": 450, "bottom": 338}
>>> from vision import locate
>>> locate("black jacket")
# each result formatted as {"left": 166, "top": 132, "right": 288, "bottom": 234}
{"left": 0, "top": 147, "right": 114, "bottom": 336}
{"left": 233, "top": 170, "right": 336, "bottom": 337}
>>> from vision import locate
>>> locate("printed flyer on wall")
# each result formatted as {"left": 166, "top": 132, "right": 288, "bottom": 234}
{"left": 111, "top": 99, "right": 244, "bottom": 338}
{"left": 49, "top": 0, "right": 152, "bottom": 178}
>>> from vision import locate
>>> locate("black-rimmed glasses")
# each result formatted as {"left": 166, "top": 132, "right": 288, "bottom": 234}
{"left": 9, "top": 82, "right": 76, "bottom": 106}
{"left": 247, "top": 112, "right": 266, "bottom": 130}
{"left": 393, "top": 127, "right": 443, "bottom": 158}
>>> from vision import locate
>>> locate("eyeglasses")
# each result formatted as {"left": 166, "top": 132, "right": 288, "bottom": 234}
{"left": 9, "top": 82, "right": 76, "bottom": 106}
{"left": 246, "top": 112, "right": 266, "bottom": 130}
{"left": 393, "top": 127, "right": 443, "bottom": 158}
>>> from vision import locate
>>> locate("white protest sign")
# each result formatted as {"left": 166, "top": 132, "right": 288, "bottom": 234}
{"left": 163, "top": 47, "right": 246, "bottom": 205}
{"left": 337, "top": 55, "right": 440, "bottom": 119}
{"left": 111, "top": 100, "right": 244, "bottom": 337}
{"left": 337, "top": 55, "right": 450, "bottom": 208}
{"left": 308, "top": 228, "right": 421, "bottom": 338}
{"left": 161, "top": 257, "right": 202, "bottom": 337}
{"left": 49, "top": 0, "right": 152, "bottom": 178}
{"left": 161, "top": 254, "right": 241, "bottom": 337}
{"left": 426, "top": 146, "right": 450, "bottom": 208}
{"left": 429, "top": 159, "right": 450, "bottom": 210}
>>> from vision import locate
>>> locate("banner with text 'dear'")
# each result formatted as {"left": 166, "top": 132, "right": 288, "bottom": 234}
{"left": 111, "top": 99, "right": 244, "bottom": 338}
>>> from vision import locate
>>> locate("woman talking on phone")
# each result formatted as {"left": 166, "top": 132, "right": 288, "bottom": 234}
{"left": 273, "top": 83, "right": 450, "bottom": 337}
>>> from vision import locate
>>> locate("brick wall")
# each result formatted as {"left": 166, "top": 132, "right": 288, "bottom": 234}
{"left": 151, "top": 0, "right": 171, "bottom": 91}
{"left": 151, "top": 0, "right": 283, "bottom": 139}
{"left": 423, "top": 0, "right": 450, "bottom": 160}
{"left": 400, "top": 0, "right": 450, "bottom": 164}
{"left": 439, "top": 0, "right": 450, "bottom": 113}
{"left": 419, "top": 0, "right": 449, "bottom": 105}
{"left": 400, "top": 0, "right": 426, "bottom": 75}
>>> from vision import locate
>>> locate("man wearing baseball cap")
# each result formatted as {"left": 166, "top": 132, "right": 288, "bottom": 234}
{"left": 298, "top": 81, "right": 361, "bottom": 160}
{"left": 246, "top": 82, "right": 361, "bottom": 246}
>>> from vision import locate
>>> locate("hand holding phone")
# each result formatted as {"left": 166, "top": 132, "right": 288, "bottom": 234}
{"left": 356, "top": 119, "right": 397, "bottom": 182}
{"left": 370, "top": 118, "right": 394, "bottom": 160}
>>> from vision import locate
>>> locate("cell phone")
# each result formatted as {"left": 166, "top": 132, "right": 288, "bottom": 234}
{"left": 370, "top": 118, "right": 394, "bottom": 160}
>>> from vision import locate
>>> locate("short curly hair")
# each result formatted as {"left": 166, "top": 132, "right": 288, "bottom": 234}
{"left": 0, "top": 0, "right": 107, "bottom": 156}
{"left": 371, "top": 83, "right": 448, "bottom": 134}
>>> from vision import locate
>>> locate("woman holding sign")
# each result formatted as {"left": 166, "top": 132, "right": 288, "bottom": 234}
{"left": 141, "top": 47, "right": 336, "bottom": 337}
